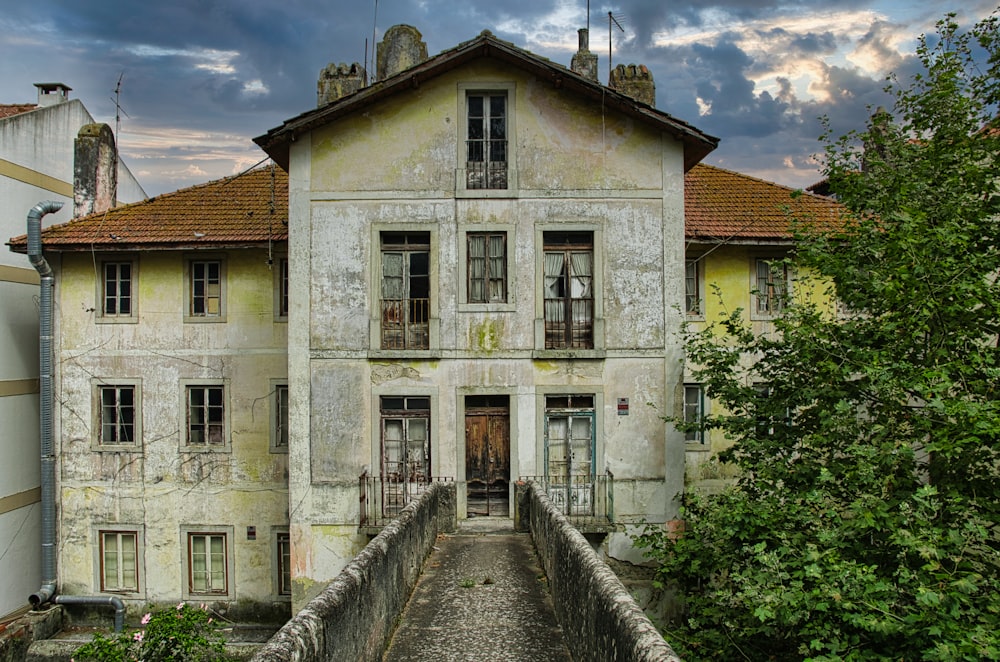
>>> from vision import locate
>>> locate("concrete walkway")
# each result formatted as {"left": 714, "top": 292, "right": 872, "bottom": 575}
{"left": 383, "top": 518, "right": 572, "bottom": 662}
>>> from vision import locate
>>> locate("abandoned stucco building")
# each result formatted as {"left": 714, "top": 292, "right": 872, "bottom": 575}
{"left": 6, "top": 26, "right": 841, "bottom": 619}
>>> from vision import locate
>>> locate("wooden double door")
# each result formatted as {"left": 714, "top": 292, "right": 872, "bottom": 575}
{"left": 465, "top": 396, "right": 510, "bottom": 517}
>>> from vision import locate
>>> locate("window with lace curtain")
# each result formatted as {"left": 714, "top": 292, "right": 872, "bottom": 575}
{"left": 467, "top": 232, "right": 507, "bottom": 304}
{"left": 543, "top": 232, "right": 594, "bottom": 349}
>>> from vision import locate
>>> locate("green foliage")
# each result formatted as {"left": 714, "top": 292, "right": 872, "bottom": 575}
{"left": 636, "top": 12, "right": 1000, "bottom": 661}
{"left": 73, "top": 603, "right": 228, "bottom": 662}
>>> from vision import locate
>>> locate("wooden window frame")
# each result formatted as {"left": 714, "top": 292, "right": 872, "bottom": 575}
{"left": 98, "top": 529, "right": 140, "bottom": 593}
{"left": 185, "top": 256, "right": 226, "bottom": 322}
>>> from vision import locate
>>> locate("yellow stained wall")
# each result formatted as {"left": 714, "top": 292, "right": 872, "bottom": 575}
{"left": 53, "top": 248, "right": 290, "bottom": 619}
{"left": 683, "top": 244, "right": 835, "bottom": 489}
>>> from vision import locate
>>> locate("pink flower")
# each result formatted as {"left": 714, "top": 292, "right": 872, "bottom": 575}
{"left": 133, "top": 631, "right": 144, "bottom": 643}
{"left": 176, "top": 602, "right": 185, "bottom": 610}
{"left": 140, "top": 613, "right": 151, "bottom": 625}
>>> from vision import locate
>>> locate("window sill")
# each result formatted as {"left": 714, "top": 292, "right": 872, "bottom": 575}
{"left": 95, "top": 317, "right": 138, "bottom": 325}
{"left": 184, "top": 316, "right": 227, "bottom": 324}
{"left": 458, "top": 303, "right": 517, "bottom": 313}
{"left": 531, "top": 349, "right": 606, "bottom": 360}
{"left": 180, "top": 445, "right": 232, "bottom": 453}
{"left": 92, "top": 445, "right": 142, "bottom": 453}
{"left": 368, "top": 349, "right": 442, "bottom": 361}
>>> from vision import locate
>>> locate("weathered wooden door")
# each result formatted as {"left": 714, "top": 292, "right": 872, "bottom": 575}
{"left": 465, "top": 397, "right": 510, "bottom": 517}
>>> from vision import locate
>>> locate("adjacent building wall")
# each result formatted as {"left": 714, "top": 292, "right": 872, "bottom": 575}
{"left": 51, "top": 249, "right": 289, "bottom": 619}
{"left": 0, "top": 93, "right": 145, "bottom": 620}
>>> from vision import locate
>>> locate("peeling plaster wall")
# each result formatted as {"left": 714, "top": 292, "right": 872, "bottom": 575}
{"left": 53, "top": 248, "right": 290, "bottom": 620}
{"left": 287, "top": 58, "right": 689, "bottom": 610}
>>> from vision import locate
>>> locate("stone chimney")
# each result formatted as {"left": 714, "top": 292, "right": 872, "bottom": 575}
{"left": 74, "top": 123, "right": 118, "bottom": 218}
{"left": 570, "top": 29, "right": 599, "bottom": 81}
{"left": 376, "top": 25, "right": 428, "bottom": 81}
{"left": 317, "top": 62, "right": 367, "bottom": 106}
{"left": 34, "top": 82, "right": 71, "bottom": 107}
{"left": 609, "top": 64, "right": 656, "bottom": 106}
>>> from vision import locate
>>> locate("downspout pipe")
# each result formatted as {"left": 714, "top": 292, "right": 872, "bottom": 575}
{"left": 25, "top": 201, "right": 125, "bottom": 633}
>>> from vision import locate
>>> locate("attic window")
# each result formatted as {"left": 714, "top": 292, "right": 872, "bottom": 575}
{"left": 466, "top": 93, "right": 507, "bottom": 190}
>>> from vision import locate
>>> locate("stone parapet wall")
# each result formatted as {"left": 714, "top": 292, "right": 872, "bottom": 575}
{"left": 518, "top": 482, "right": 681, "bottom": 662}
{"left": 249, "top": 483, "right": 456, "bottom": 662}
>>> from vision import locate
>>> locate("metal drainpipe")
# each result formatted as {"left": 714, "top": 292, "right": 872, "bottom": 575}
{"left": 25, "top": 201, "right": 125, "bottom": 633}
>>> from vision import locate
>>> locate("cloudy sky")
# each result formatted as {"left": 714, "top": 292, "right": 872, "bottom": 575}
{"left": 2, "top": 1, "right": 995, "bottom": 197}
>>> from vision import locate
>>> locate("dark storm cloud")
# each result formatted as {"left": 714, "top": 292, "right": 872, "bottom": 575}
{"left": 1, "top": 0, "right": 994, "bottom": 195}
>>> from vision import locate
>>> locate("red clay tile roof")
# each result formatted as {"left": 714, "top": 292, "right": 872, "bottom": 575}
{"left": 685, "top": 163, "right": 844, "bottom": 242}
{"left": 0, "top": 104, "right": 38, "bottom": 119}
{"left": 8, "top": 166, "right": 288, "bottom": 252}
{"left": 8, "top": 162, "right": 845, "bottom": 253}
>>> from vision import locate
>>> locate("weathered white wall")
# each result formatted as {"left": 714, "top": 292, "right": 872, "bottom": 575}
{"left": 287, "top": 61, "right": 689, "bottom": 607}
{"left": 52, "top": 249, "right": 289, "bottom": 617}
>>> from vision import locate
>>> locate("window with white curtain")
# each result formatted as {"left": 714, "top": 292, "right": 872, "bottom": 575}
{"left": 543, "top": 232, "right": 593, "bottom": 349}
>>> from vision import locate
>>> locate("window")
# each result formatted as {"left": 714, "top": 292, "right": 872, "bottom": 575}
{"left": 467, "top": 232, "right": 507, "bottom": 303}
{"left": 379, "top": 396, "right": 431, "bottom": 515}
{"left": 100, "top": 530, "right": 138, "bottom": 592}
{"left": 380, "top": 396, "right": 431, "bottom": 483}
{"left": 186, "top": 386, "right": 225, "bottom": 447}
{"left": 683, "top": 384, "right": 705, "bottom": 443}
{"left": 466, "top": 93, "right": 507, "bottom": 190}
{"left": 276, "top": 531, "right": 291, "bottom": 596}
{"left": 544, "top": 394, "right": 595, "bottom": 515}
{"left": 754, "top": 258, "right": 788, "bottom": 316}
{"left": 186, "top": 532, "right": 229, "bottom": 595}
{"left": 188, "top": 259, "right": 224, "bottom": 320}
{"left": 276, "top": 257, "right": 289, "bottom": 319}
{"left": 380, "top": 232, "right": 430, "bottom": 350}
{"left": 102, "top": 262, "right": 133, "bottom": 318}
{"left": 543, "top": 232, "right": 594, "bottom": 349}
{"left": 99, "top": 385, "right": 136, "bottom": 445}
{"left": 685, "top": 259, "right": 702, "bottom": 316}
{"left": 271, "top": 383, "right": 289, "bottom": 452}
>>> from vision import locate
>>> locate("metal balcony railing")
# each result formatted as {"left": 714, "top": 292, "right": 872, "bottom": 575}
{"left": 519, "top": 471, "right": 614, "bottom": 530}
{"left": 359, "top": 471, "right": 453, "bottom": 532}
{"left": 380, "top": 298, "right": 429, "bottom": 349}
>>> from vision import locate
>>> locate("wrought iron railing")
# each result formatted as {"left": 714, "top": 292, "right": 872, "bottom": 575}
{"left": 359, "top": 471, "right": 453, "bottom": 530}
{"left": 380, "top": 298, "right": 429, "bottom": 349}
{"left": 519, "top": 471, "right": 614, "bottom": 526}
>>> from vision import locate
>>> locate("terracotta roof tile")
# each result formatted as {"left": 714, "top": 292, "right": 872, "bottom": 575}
{"left": 685, "top": 163, "right": 843, "bottom": 241}
{"left": 8, "top": 162, "right": 845, "bottom": 253}
{"left": 0, "top": 104, "right": 38, "bottom": 119}
{"left": 8, "top": 166, "right": 288, "bottom": 252}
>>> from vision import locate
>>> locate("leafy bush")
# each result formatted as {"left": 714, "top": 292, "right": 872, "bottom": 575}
{"left": 73, "top": 602, "right": 227, "bottom": 662}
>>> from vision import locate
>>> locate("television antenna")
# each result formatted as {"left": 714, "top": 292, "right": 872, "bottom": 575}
{"left": 608, "top": 12, "right": 625, "bottom": 74}
{"left": 110, "top": 72, "right": 130, "bottom": 141}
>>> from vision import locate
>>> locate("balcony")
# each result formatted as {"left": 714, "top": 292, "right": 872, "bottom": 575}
{"left": 380, "top": 298, "right": 429, "bottom": 350}
{"left": 359, "top": 471, "right": 453, "bottom": 534}
{"left": 518, "top": 472, "right": 615, "bottom": 533}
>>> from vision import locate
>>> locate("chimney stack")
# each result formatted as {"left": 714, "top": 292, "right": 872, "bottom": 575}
{"left": 74, "top": 123, "right": 118, "bottom": 218}
{"left": 609, "top": 64, "right": 656, "bottom": 106}
{"left": 570, "top": 29, "right": 599, "bottom": 81}
{"left": 376, "top": 25, "right": 428, "bottom": 81}
{"left": 34, "top": 83, "right": 71, "bottom": 107}
{"left": 317, "top": 62, "right": 367, "bottom": 106}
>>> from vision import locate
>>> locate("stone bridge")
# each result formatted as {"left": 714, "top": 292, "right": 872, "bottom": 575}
{"left": 250, "top": 482, "right": 680, "bottom": 662}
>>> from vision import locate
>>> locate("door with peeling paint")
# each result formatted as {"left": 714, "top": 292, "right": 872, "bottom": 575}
{"left": 464, "top": 395, "right": 510, "bottom": 517}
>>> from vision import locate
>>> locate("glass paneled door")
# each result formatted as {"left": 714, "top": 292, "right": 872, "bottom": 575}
{"left": 544, "top": 395, "right": 595, "bottom": 515}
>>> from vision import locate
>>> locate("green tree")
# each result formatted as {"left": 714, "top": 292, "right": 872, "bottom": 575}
{"left": 637, "top": 12, "right": 1000, "bottom": 661}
